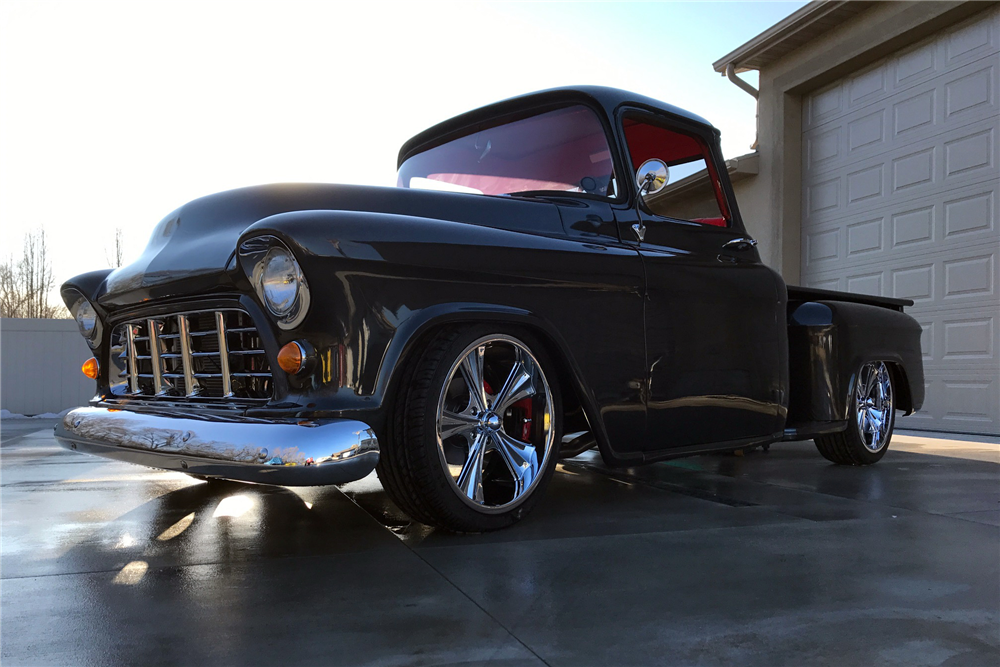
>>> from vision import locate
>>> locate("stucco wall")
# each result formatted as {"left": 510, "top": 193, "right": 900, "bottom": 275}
{"left": 1, "top": 318, "right": 95, "bottom": 415}
{"left": 731, "top": 174, "right": 778, "bottom": 269}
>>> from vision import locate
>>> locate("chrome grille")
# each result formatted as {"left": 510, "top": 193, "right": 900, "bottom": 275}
{"left": 110, "top": 309, "right": 272, "bottom": 400}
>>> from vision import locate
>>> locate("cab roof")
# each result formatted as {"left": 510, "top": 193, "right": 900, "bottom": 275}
{"left": 397, "top": 85, "right": 716, "bottom": 168}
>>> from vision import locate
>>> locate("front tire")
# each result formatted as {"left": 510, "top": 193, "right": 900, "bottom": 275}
{"left": 815, "top": 360, "right": 895, "bottom": 465}
{"left": 377, "top": 326, "right": 562, "bottom": 532}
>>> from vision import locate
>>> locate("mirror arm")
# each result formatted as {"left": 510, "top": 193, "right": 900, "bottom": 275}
{"left": 632, "top": 174, "right": 654, "bottom": 243}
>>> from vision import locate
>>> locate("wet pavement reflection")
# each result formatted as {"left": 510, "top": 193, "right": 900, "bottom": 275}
{"left": 2, "top": 420, "right": 998, "bottom": 666}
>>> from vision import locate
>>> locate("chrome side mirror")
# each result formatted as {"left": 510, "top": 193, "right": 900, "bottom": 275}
{"left": 635, "top": 159, "right": 669, "bottom": 196}
{"left": 631, "top": 159, "right": 669, "bottom": 244}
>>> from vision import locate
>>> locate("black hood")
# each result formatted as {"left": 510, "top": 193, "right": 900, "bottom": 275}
{"left": 92, "top": 183, "right": 560, "bottom": 308}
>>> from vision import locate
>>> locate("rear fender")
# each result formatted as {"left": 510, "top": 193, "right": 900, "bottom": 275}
{"left": 787, "top": 300, "right": 924, "bottom": 423}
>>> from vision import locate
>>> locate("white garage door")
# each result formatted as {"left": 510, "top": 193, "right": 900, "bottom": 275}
{"left": 800, "top": 8, "right": 1000, "bottom": 435}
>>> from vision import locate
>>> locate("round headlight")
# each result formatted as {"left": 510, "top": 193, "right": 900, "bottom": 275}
{"left": 260, "top": 248, "right": 301, "bottom": 317}
{"left": 75, "top": 298, "right": 98, "bottom": 339}
{"left": 242, "top": 236, "right": 311, "bottom": 330}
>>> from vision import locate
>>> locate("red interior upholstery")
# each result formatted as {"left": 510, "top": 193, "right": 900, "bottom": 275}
{"left": 690, "top": 217, "right": 727, "bottom": 227}
{"left": 623, "top": 119, "right": 703, "bottom": 170}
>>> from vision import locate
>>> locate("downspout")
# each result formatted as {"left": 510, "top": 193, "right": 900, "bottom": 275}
{"left": 726, "top": 63, "right": 759, "bottom": 150}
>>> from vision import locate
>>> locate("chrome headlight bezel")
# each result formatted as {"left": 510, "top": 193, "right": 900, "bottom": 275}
{"left": 68, "top": 292, "right": 103, "bottom": 349}
{"left": 260, "top": 248, "right": 301, "bottom": 317}
{"left": 240, "top": 236, "right": 310, "bottom": 330}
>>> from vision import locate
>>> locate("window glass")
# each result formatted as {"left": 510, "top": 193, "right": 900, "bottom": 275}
{"left": 623, "top": 115, "right": 730, "bottom": 227}
{"left": 398, "top": 105, "right": 615, "bottom": 198}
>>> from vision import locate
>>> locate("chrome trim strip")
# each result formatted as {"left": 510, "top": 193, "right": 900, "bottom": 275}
{"left": 125, "top": 324, "right": 139, "bottom": 393}
{"left": 215, "top": 311, "right": 233, "bottom": 397}
{"left": 177, "top": 315, "right": 196, "bottom": 397}
{"left": 55, "top": 407, "right": 379, "bottom": 487}
{"left": 147, "top": 318, "right": 164, "bottom": 395}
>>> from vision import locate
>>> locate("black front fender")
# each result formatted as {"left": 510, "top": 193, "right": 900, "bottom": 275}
{"left": 236, "top": 208, "right": 646, "bottom": 462}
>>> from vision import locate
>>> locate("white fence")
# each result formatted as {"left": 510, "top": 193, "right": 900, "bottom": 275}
{"left": 1, "top": 318, "right": 95, "bottom": 416}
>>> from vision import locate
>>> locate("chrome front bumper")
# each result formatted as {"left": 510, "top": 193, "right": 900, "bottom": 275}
{"left": 54, "top": 407, "right": 379, "bottom": 486}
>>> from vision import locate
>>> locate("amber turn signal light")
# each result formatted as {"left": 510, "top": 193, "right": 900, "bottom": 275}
{"left": 277, "top": 341, "right": 306, "bottom": 375}
{"left": 81, "top": 357, "right": 100, "bottom": 379}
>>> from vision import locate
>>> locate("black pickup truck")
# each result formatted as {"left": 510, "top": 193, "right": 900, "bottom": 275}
{"left": 56, "top": 86, "right": 924, "bottom": 531}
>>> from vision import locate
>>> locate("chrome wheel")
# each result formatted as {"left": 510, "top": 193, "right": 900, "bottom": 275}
{"left": 855, "top": 361, "right": 893, "bottom": 452}
{"left": 436, "top": 335, "right": 555, "bottom": 513}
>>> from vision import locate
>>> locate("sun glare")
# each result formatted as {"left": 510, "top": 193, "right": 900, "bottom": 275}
{"left": 113, "top": 560, "right": 149, "bottom": 585}
{"left": 213, "top": 495, "right": 255, "bottom": 518}
{"left": 157, "top": 513, "right": 196, "bottom": 541}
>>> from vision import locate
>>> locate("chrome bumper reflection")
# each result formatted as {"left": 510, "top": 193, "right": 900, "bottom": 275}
{"left": 54, "top": 407, "right": 379, "bottom": 487}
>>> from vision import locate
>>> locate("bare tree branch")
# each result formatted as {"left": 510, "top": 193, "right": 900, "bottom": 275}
{"left": 105, "top": 227, "right": 124, "bottom": 268}
{"left": 0, "top": 228, "right": 65, "bottom": 319}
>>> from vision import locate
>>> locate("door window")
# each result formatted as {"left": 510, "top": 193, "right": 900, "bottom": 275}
{"left": 622, "top": 114, "right": 731, "bottom": 227}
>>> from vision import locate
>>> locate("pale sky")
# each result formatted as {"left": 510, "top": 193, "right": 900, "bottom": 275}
{"left": 0, "top": 0, "right": 806, "bottom": 299}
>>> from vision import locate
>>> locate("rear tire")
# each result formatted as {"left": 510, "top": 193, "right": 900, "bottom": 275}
{"left": 376, "top": 326, "right": 562, "bottom": 532}
{"left": 815, "top": 360, "right": 895, "bottom": 465}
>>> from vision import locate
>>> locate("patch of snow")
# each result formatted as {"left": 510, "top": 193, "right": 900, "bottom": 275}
{"left": 31, "top": 409, "right": 72, "bottom": 419}
{"left": 1, "top": 408, "right": 73, "bottom": 419}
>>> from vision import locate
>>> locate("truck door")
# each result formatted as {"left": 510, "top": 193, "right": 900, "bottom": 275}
{"left": 552, "top": 195, "right": 647, "bottom": 461}
{"left": 616, "top": 111, "right": 785, "bottom": 451}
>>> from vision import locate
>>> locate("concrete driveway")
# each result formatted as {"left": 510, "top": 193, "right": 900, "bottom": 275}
{"left": 2, "top": 420, "right": 998, "bottom": 666}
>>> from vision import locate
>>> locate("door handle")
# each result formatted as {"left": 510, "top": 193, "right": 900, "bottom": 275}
{"left": 722, "top": 237, "right": 758, "bottom": 251}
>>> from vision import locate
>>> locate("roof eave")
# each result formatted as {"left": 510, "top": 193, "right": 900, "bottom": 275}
{"left": 712, "top": 1, "right": 872, "bottom": 73}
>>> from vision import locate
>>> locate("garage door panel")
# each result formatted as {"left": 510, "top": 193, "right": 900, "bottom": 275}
{"left": 892, "top": 261, "right": 936, "bottom": 303}
{"left": 801, "top": 178, "right": 995, "bottom": 244}
{"left": 941, "top": 315, "right": 994, "bottom": 361}
{"left": 943, "top": 252, "right": 994, "bottom": 301}
{"left": 944, "top": 189, "right": 994, "bottom": 237}
{"left": 847, "top": 217, "right": 883, "bottom": 257}
{"left": 945, "top": 65, "right": 995, "bottom": 120}
{"left": 849, "top": 66, "right": 888, "bottom": 109}
{"left": 893, "top": 88, "right": 936, "bottom": 137}
{"left": 805, "top": 48, "right": 998, "bottom": 136}
{"left": 946, "top": 11, "right": 999, "bottom": 67}
{"left": 803, "top": 116, "right": 998, "bottom": 226}
{"left": 893, "top": 204, "right": 935, "bottom": 247}
{"left": 803, "top": 55, "right": 998, "bottom": 173}
{"left": 914, "top": 306, "right": 999, "bottom": 369}
{"left": 802, "top": 240, "right": 998, "bottom": 304}
{"left": 940, "top": 379, "right": 996, "bottom": 427}
{"left": 898, "top": 372, "right": 999, "bottom": 435}
{"left": 805, "top": 85, "right": 846, "bottom": 130}
{"left": 803, "top": 11, "right": 999, "bottom": 133}
{"left": 803, "top": 195, "right": 998, "bottom": 277}
{"left": 848, "top": 163, "right": 884, "bottom": 206}
{"left": 896, "top": 40, "right": 937, "bottom": 87}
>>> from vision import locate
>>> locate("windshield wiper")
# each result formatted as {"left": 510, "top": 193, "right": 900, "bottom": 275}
{"left": 500, "top": 190, "right": 568, "bottom": 199}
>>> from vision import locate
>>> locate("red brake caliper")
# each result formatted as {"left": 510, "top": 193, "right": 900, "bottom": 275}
{"left": 515, "top": 397, "right": 533, "bottom": 442}
{"left": 484, "top": 380, "right": 533, "bottom": 442}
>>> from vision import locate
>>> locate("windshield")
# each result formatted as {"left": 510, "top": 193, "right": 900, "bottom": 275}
{"left": 397, "top": 105, "right": 615, "bottom": 198}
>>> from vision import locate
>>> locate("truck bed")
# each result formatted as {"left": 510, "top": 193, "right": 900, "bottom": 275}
{"left": 787, "top": 285, "right": 913, "bottom": 312}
